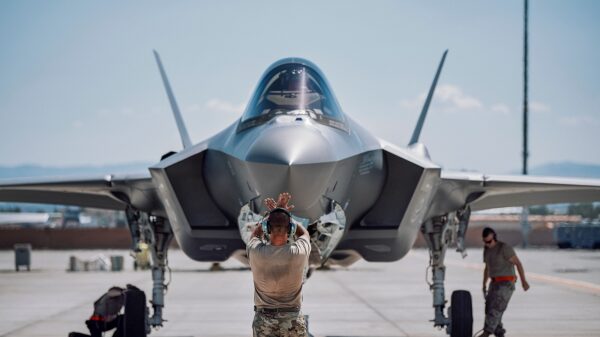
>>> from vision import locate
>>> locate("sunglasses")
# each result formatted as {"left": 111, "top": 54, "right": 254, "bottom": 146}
{"left": 483, "top": 239, "right": 494, "bottom": 245}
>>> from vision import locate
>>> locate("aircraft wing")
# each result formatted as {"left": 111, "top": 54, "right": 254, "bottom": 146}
{"left": 0, "top": 172, "right": 160, "bottom": 212}
{"left": 427, "top": 171, "right": 600, "bottom": 218}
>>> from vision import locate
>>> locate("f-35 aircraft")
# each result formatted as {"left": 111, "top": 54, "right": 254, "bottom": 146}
{"left": 1, "top": 50, "right": 599, "bottom": 337}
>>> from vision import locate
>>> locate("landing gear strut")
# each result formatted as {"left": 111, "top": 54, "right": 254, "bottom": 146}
{"left": 126, "top": 207, "right": 174, "bottom": 334}
{"left": 421, "top": 207, "right": 472, "bottom": 337}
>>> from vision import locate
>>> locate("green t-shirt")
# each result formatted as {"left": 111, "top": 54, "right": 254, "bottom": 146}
{"left": 483, "top": 241, "right": 516, "bottom": 278}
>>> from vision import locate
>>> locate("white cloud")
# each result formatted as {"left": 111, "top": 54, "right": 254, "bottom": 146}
{"left": 399, "top": 83, "right": 486, "bottom": 114}
{"left": 490, "top": 104, "right": 511, "bottom": 115}
{"left": 435, "top": 84, "right": 483, "bottom": 111}
{"left": 205, "top": 99, "right": 245, "bottom": 115}
{"left": 399, "top": 93, "right": 426, "bottom": 110}
{"left": 559, "top": 115, "right": 598, "bottom": 127}
{"left": 530, "top": 101, "right": 550, "bottom": 113}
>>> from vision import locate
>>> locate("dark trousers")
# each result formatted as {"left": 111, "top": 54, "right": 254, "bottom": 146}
{"left": 484, "top": 281, "right": 515, "bottom": 335}
{"left": 86, "top": 315, "right": 123, "bottom": 337}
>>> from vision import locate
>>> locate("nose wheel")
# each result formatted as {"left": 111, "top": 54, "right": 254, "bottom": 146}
{"left": 449, "top": 290, "right": 473, "bottom": 337}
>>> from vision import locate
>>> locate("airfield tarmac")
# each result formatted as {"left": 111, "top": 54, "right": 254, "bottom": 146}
{"left": 0, "top": 248, "right": 599, "bottom": 337}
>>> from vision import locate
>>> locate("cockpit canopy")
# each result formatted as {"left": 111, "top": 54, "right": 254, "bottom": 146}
{"left": 239, "top": 59, "right": 346, "bottom": 131}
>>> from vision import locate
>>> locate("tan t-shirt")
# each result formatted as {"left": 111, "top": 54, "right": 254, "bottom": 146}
{"left": 247, "top": 234, "right": 311, "bottom": 309}
{"left": 483, "top": 241, "right": 516, "bottom": 278}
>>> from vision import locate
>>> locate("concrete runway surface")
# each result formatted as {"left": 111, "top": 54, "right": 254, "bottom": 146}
{"left": 0, "top": 248, "right": 599, "bottom": 337}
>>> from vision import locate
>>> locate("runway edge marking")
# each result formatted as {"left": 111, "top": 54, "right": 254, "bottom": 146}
{"left": 410, "top": 250, "right": 600, "bottom": 296}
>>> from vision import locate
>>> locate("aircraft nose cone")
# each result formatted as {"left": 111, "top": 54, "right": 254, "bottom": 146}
{"left": 245, "top": 124, "right": 334, "bottom": 165}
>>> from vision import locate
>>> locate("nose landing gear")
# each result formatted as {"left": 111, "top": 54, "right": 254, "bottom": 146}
{"left": 421, "top": 207, "right": 473, "bottom": 337}
{"left": 126, "top": 206, "right": 174, "bottom": 335}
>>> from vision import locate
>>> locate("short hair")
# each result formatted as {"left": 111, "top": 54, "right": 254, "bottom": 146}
{"left": 482, "top": 227, "right": 497, "bottom": 239}
{"left": 269, "top": 211, "right": 290, "bottom": 233}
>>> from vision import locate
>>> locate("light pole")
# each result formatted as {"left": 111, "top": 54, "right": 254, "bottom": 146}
{"left": 521, "top": 0, "right": 531, "bottom": 248}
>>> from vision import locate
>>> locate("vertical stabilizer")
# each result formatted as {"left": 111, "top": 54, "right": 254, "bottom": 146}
{"left": 408, "top": 50, "right": 448, "bottom": 146}
{"left": 153, "top": 50, "right": 193, "bottom": 149}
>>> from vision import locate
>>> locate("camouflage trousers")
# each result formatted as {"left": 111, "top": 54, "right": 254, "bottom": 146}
{"left": 252, "top": 311, "right": 308, "bottom": 337}
{"left": 484, "top": 281, "right": 515, "bottom": 336}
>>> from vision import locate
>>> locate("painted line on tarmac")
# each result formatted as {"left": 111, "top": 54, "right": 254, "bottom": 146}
{"left": 410, "top": 250, "right": 600, "bottom": 295}
{"left": 326, "top": 273, "right": 410, "bottom": 337}
{"left": 444, "top": 258, "right": 600, "bottom": 296}
{"left": 525, "top": 271, "right": 600, "bottom": 295}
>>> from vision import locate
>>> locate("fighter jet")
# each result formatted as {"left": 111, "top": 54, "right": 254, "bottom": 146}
{"left": 1, "top": 50, "right": 599, "bottom": 337}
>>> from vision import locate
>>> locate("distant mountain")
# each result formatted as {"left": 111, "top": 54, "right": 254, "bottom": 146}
{"left": 1, "top": 161, "right": 599, "bottom": 180}
{"left": 490, "top": 161, "right": 600, "bottom": 214}
{"left": 0, "top": 162, "right": 153, "bottom": 180}
{"left": 526, "top": 162, "right": 600, "bottom": 179}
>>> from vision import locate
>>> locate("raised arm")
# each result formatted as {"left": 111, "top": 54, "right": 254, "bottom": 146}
{"left": 252, "top": 223, "right": 264, "bottom": 239}
{"left": 295, "top": 222, "right": 308, "bottom": 240}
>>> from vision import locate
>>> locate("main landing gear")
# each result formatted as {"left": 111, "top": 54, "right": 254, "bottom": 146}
{"left": 420, "top": 207, "right": 473, "bottom": 337}
{"left": 126, "top": 206, "right": 174, "bottom": 335}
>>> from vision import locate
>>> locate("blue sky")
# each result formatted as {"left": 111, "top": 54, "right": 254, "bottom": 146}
{"left": 0, "top": 1, "right": 598, "bottom": 174}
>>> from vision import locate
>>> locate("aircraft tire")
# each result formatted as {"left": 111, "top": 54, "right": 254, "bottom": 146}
{"left": 123, "top": 285, "right": 147, "bottom": 337}
{"left": 450, "top": 290, "right": 473, "bottom": 337}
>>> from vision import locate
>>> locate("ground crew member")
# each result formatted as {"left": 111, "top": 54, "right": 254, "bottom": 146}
{"left": 247, "top": 193, "right": 311, "bottom": 337}
{"left": 477, "top": 227, "right": 530, "bottom": 337}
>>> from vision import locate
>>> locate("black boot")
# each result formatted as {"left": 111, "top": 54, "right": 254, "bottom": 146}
{"left": 494, "top": 323, "right": 506, "bottom": 337}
